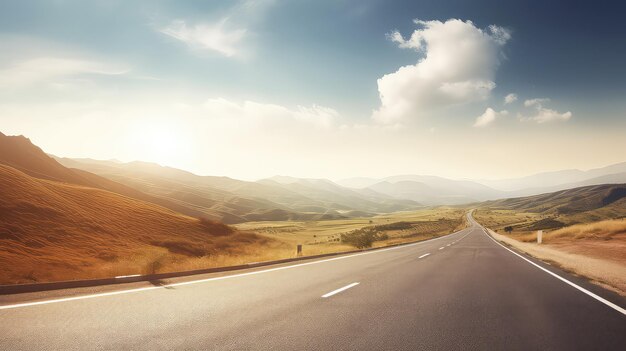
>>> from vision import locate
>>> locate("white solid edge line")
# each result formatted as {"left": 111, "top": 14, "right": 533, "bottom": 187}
{"left": 482, "top": 228, "right": 626, "bottom": 316}
{"left": 0, "top": 227, "right": 468, "bottom": 310}
{"left": 418, "top": 253, "right": 430, "bottom": 259}
{"left": 439, "top": 247, "right": 444, "bottom": 250}
{"left": 321, "top": 282, "right": 360, "bottom": 298}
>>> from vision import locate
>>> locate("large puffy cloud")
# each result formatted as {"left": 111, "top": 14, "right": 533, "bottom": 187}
{"left": 520, "top": 98, "right": 572, "bottom": 123}
{"left": 373, "top": 19, "right": 510, "bottom": 124}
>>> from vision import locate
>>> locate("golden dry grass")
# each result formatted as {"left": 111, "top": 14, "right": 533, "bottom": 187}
{"left": 476, "top": 209, "right": 626, "bottom": 244}
{"left": 546, "top": 219, "right": 626, "bottom": 241}
{"left": 0, "top": 164, "right": 270, "bottom": 284}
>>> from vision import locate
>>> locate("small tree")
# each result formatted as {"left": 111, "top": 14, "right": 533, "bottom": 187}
{"left": 504, "top": 226, "right": 513, "bottom": 234}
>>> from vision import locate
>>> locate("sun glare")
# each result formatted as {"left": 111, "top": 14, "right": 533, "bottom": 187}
{"left": 127, "top": 122, "right": 186, "bottom": 166}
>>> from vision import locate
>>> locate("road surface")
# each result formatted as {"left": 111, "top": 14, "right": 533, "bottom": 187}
{"left": 1, "top": 213, "right": 625, "bottom": 350}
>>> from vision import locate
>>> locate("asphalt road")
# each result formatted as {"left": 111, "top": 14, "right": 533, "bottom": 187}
{"left": 1, "top": 213, "right": 625, "bottom": 350}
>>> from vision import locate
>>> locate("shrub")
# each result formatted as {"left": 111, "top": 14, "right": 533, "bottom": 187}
{"left": 150, "top": 240, "right": 208, "bottom": 257}
{"left": 145, "top": 251, "right": 168, "bottom": 274}
{"left": 373, "top": 221, "right": 414, "bottom": 231}
{"left": 199, "top": 217, "right": 234, "bottom": 236}
{"left": 504, "top": 226, "right": 513, "bottom": 234}
{"left": 341, "top": 227, "right": 389, "bottom": 249}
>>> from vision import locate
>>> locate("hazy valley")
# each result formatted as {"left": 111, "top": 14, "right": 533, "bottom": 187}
{"left": 1, "top": 131, "right": 624, "bottom": 289}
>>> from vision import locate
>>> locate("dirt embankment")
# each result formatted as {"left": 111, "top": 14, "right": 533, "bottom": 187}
{"left": 488, "top": 229, "right": 626, "bottom": 296}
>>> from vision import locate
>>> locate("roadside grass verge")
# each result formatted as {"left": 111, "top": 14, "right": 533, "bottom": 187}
{"left": 546, "top": 219, "right": 626, "bottom": 241}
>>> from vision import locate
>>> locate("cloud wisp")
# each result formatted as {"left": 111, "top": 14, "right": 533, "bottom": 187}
{"left": 202, "top": 98, "right": 339, "bottom": 129}
{"left": 372, "top": 19, "right": 511, "bottom": 125}
{"left": 0, "top": 56, "right": 128, "bottom": 89}
{"left": 160, "top": 18, "right": 246, "bottom": 57}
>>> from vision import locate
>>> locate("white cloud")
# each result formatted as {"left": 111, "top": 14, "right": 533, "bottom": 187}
{"left": 473, "top": 107, "right": 508, "bottom": 127}
{"left": 0, "top": 57, "right": 128, "bottom": 89}
{"left": 524, "top": 98, "right": 550, "bottom": 107}
{"left": 373, "top": 19, "right": 511, "bottom": 124}
{"left": 523, "top": 108, "right": 572, "bottom": 123}
{"left": 160, "top": 18, "right": 246, "bottom": 57}
{"left": 202, "top": 98, "right": 339, "bottom": 129}
{"left": 504, "top": 93, "right": 517, "bottom": 104}
{"left": 520, "top": 98, "right": 572, "bottom": 123}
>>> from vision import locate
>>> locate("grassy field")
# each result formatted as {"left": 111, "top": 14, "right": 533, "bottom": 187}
{"left": 473, "top": 208, "right": 544, "bottom": 233}
{"left": 234, "top": 207, "right": 467, "bottom": 256}
{"left": 86, "top": 207, "right": 468, "bottom": 277}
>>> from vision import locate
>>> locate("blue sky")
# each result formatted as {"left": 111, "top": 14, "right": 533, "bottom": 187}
{"left": 1, "top": 0, "right": 625, "bottom": 180}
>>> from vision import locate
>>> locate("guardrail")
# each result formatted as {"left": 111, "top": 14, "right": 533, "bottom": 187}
{"left": 0, "top": 229, "right": 464, "bottom": 295}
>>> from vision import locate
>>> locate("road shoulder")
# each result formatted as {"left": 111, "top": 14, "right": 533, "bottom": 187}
{"left": 487, "top": 228, "right": 626, "bottom": 297}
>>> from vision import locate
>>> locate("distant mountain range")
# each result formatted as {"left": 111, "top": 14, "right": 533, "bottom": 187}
{"left": 337, "top": 163, "right": 626, "bottom": 205}
{"left": 2, "top": 130, "right": 625, "bottom": 220}
{"left": 338, "top": 175, "right": 503, "bottom": 205}
{"left": 54, "top": 158, "right": 422, "bottom": 224}
{"left": 477, "top": 162, "right": 626, "bottom": 192}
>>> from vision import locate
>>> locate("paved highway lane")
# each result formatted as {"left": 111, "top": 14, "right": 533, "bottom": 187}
{"left": 1, "top": 213, "right": 625, "bottom": 350}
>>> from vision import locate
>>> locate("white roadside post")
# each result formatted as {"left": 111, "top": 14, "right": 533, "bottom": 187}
{"left": 537, "top": 230, "right": 543, "bottom": 244}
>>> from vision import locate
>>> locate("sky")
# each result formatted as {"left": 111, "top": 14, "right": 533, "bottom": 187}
{"left": 1, "top": 0, "right": 625, "bottom": 181}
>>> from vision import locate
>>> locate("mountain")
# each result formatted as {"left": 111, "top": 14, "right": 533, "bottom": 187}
{"left": 0, "top": 132, "right": 98, "bottom": 185}
{"left": 0, "top": 132, "right": 208, "bottom": 218}
{"left": 257, "top": 177, "right": 421, "bottom": 213}
{"left": 56, "top": 159, "right": 420, "bottom": 223}
{"left": 338, "top": 174, "right": 503, "bottom": 205}
{"left": 55, "top": 158, "right": 347, "bottom": 223}
{"left": 478, "top": 162, "right": 626, "bottom": 192}
{"left": 0, "top": 152, "right": 268, "bottom": 284}
{"left": 337, "top": 162, "right": 626, "bottom": 204}
{"left": 336, "top": 177, "right": 381, "bottom": 189}
{"left": 570, "top": 172, "right": 626, "bottom": 187}
{"left": 478, "top": 183, "right": 626, "bottom": 228}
